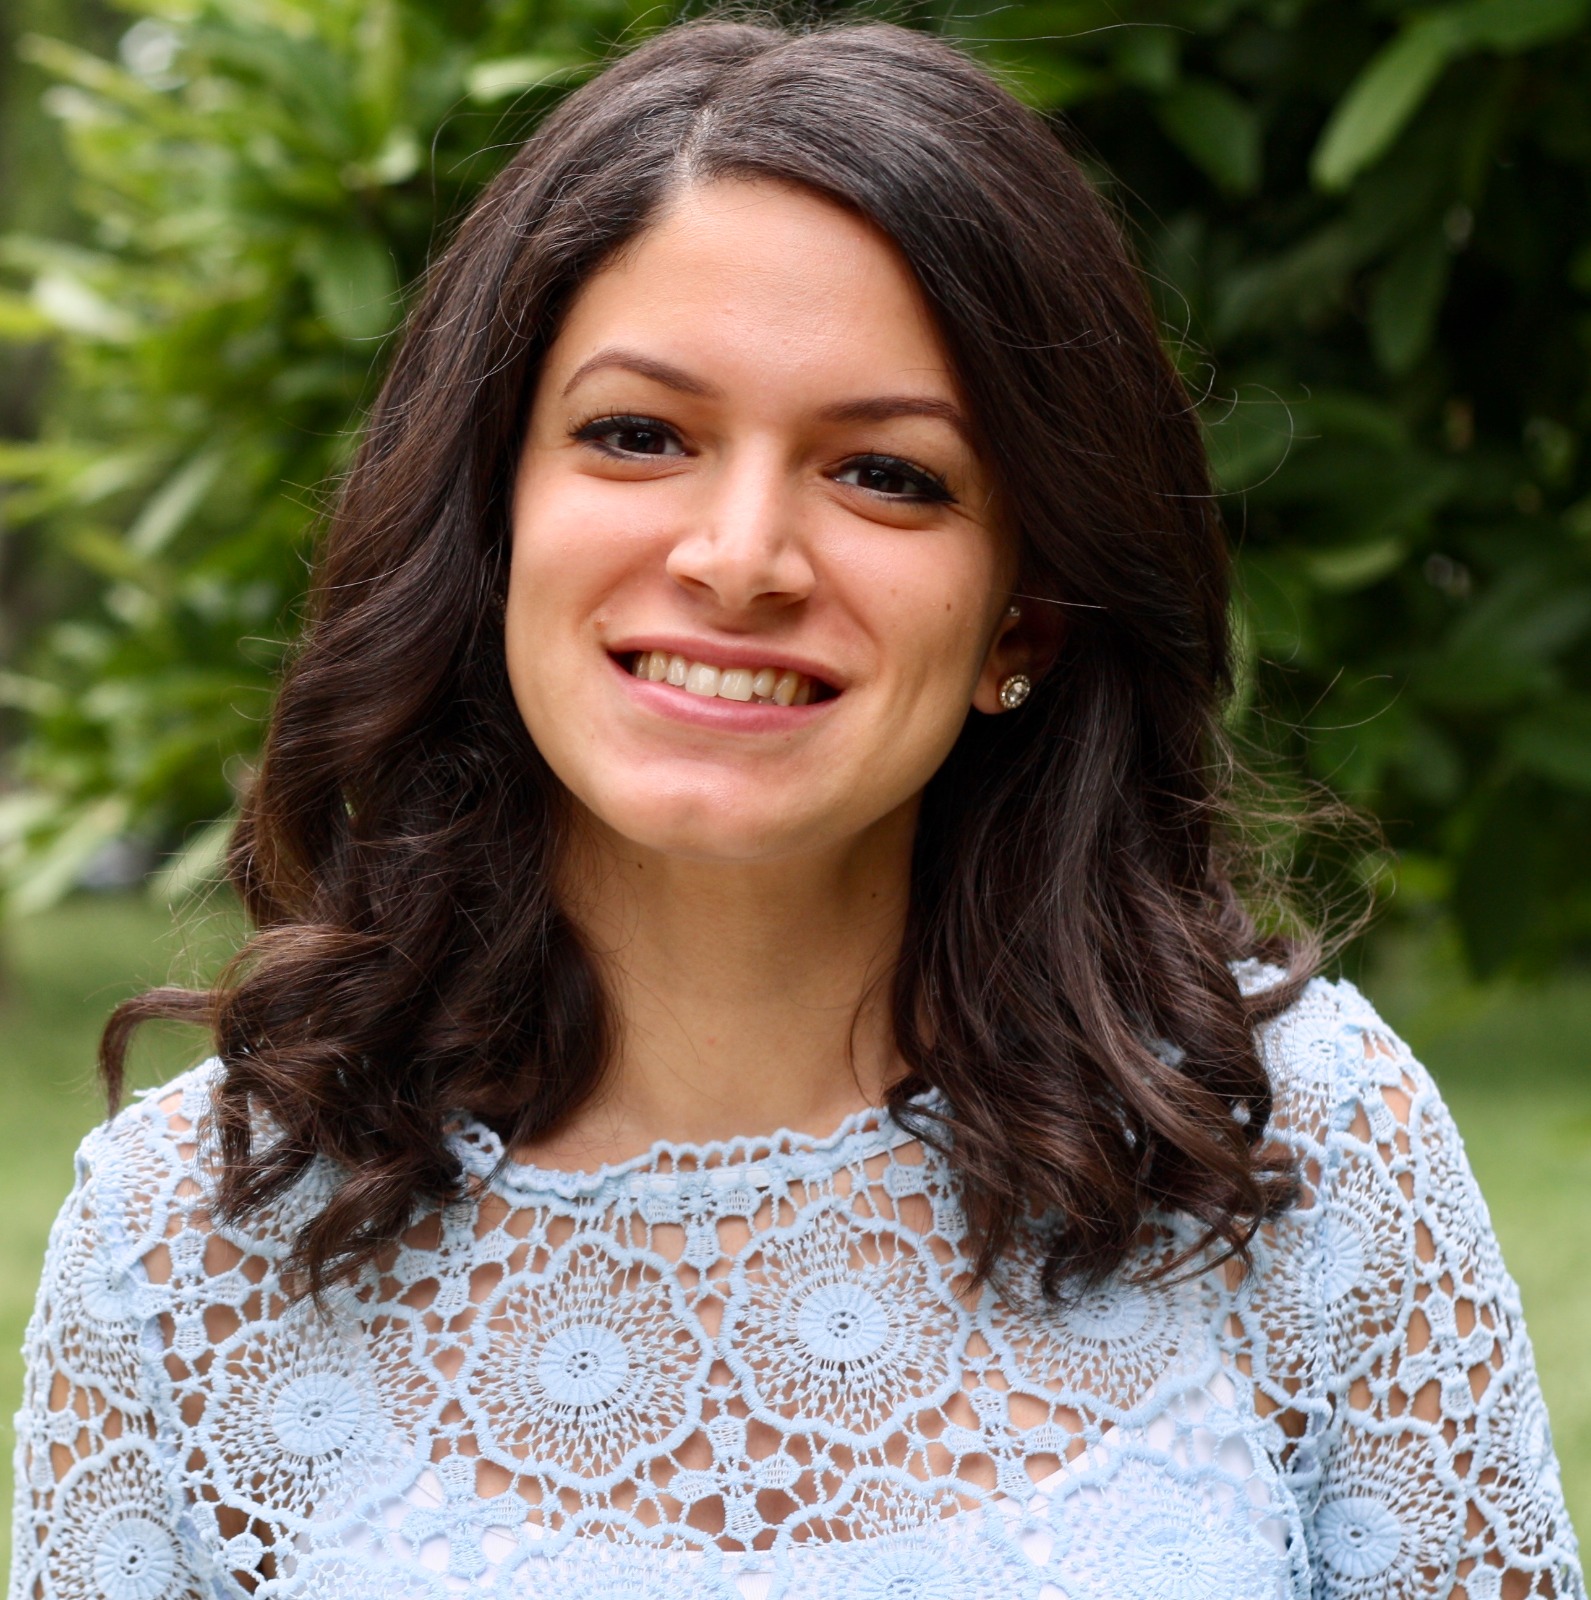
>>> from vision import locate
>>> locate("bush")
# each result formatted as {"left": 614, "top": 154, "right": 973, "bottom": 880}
{"left": 2, "top": 0, "right": 1588, "bottom": 973}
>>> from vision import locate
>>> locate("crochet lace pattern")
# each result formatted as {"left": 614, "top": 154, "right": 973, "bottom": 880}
{"left": 9, "top": 977, "right": 1584, "bottom": 1598}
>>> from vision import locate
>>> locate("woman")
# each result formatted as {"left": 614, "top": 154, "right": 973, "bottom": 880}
{"left": 11, "top": 18, "right": 1581, "bottom": 1599}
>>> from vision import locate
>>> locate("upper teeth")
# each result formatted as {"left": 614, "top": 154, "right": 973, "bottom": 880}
{"left": 631, "top": 651, "right": 815, "bottom": 705}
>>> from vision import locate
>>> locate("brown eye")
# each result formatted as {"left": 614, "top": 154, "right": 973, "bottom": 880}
{"left": 835, "top": 454, "right": 953, "bottom": 504}
{"left": 574, "top": 416, "right": 686, "bottom": 458}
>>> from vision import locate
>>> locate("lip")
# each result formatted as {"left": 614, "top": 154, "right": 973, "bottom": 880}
{"left": 604, "top": 634, "right": 846, "bottom": 693}
{"left": 606, "top": 652, "right": 839, "bottom": 731}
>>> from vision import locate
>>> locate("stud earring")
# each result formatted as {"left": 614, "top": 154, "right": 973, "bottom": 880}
{"left": 1006, "top": 603, "right": 1022, "bottom": 620}
{"left": 998, "top": 673, "right": 1032, "bottom": 710}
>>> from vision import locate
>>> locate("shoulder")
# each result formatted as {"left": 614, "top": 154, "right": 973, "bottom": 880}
{"left": 68, "top": 1059, "right": 221, "bottom": 1244}
{"left": 1236, "top": 966, "right": 1432, "bottom": 1143}
{"left": 1233, "top": 974, "right": 1517, "bottom": 1393}
{"left": 1242, "top": 970, "right": 1507, "bottom": 1305}
{"left": 26, "top": 1062, "right": 226, "bottom": 1381}
{"left": 69, "top": 1057, "right": 330, "bottom": 1268}
{"left": 1242, "top": 969, "right": 1482, "bottom": 1247}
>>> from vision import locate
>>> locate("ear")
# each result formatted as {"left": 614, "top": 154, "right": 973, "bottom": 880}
{"left": 971, "top": 598, "right": 1062, "bottom": 714}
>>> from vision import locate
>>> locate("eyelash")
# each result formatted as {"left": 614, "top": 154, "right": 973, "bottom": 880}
{"left": 572, "top": 414, "right": 680, "bottom": 460}
{"left": 570, "top": 414, "right": 956, "bottom": 506}
{"left": 840, "top": 453, "right": 955, "bottom": 506}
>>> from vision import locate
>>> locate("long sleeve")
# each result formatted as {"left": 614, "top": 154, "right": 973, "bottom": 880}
{"left": 1303, "top": 1006, "right": 1583, "bottom": 1599}
{"left": 8, "top": 1119, "right": 203, "bottom": 1600}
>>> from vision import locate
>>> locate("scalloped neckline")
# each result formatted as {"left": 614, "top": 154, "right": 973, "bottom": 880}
{"left": 447, "top": 1093, "right": 932, "bottom": 1200}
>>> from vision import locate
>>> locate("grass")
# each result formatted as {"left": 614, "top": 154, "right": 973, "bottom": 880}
{"left": 1, "top": 895, "right": 1586, "bottom": 1575}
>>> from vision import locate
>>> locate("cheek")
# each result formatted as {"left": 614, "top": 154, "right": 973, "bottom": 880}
{"left": 842, "top": 530, "right": 1005, "bottom": 692}
{"left": 505, "top": 465, "right": 667, "bottom": 655}
{"left": 817, "top": 535, "right": 1005, "bottom": 820}
{"left": 504, "top": 475, "right": 614, "bottom": 743}
{"left": 512, "top": 469, "right": 626, "bottom": 593}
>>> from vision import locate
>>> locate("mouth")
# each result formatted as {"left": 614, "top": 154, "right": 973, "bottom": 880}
{"left": 619, "top": 650, "right": 839, "bottom": 707}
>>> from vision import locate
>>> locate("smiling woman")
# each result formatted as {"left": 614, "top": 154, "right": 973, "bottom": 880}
{"left": 9, "top": 16, "right": 1583, "bottom": 1600}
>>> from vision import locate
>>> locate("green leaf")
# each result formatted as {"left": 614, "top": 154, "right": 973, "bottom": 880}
{"left": 1312, "top": 0, "right": 1591, "bottom": 191}
{"left": 1224, "top": 597, "right": 1257, "bottom": 728}
{"left": 127, "top": 448, "right": 226, "bottom": 558}
{"left": 306, "top": 231, "right": 399, "bottom": 342}
{"left": 68, "top": 450, "right": 161, "bottom": 507}
{"left": 1450, "top": 0, "right": 1591, "bottom": 52}
{"left": 1291, "top": 391, "right": 1410, "bottom": 451}
{"left": 1212, "top": 222, "right": 1365, "bottom": 339}
{"left": 151, "top": 810, "right": 236, "bottom": 905}
{"left": 1157, "top": 78, "right": 1262, "bottom": 195}
{"left": 465, "top": 53, "right": 588, "bottom": 103}
{"left": 0, "top": 672, "right": 68, "bottom": 716}
{"left": 6, "top": 796, "right": 132, "bottom": 917}
{"left": 1304, "top": 537, "right": 1407, "bottom": 591}
{"left": 367, "top": 127, "right": 420, "bottom": 187}
{"left": 1509, "top": 701, "right": 1591, "bottom": 791}
{"left": 31, "top": 270, "right": 137, "bottom": 342}
{"left": 1419, "top": 573, "right": 1591, "bottom": 709}
{"left": 1392, "top": 717, "right": 1464, "bottom": 804}
{"left": 0, "top": 442, "right": 59, "bottom": 482}
{"left": 1114, "top": 26, "right": 1179, "bottom": 91}
{"left": 1203, "top": 390, "right": 1297, "bottom": 491}
{"left": 1368, "top": 229, "right": 1451, "bottom": 373}
{"left": 981, "top": 45, "right": 1098, "bottom": 110}
{"left": 0, "top": 292, "right": 50, "bottom": 340}
{"left": 1312, "top": 16, "right": 1462, "bottom": 191}
{"left": 18, "top": 33, "right": 152, "bottom": 107}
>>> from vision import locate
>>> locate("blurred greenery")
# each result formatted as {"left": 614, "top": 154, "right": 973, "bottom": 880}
{"left": 2, "top": 5, "right": 1585, "bottom": 1575}
{"left": 0, "top": 0, "right": 1590, "bottom": 974}
{"left": 0, "top": 895, "right": 1586, "bottom": 1577}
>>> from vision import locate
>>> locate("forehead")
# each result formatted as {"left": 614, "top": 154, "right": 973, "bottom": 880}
{"left": 544, "top": 178, "right": 961, "bottom": 405}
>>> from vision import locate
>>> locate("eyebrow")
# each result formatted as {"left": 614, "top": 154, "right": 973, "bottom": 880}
{"left": 562, "top": 348, "right": 719, "bottom": 399}
{"left": 561, "top": 346, "right": 971, "bottom": 441}
{"left": 817, "top": 394, "right": 969, "bottom": 441}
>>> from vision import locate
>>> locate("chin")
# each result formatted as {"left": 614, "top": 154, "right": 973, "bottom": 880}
{"left": 584, "top": 786, "right": 835, "bottom": 864}
{"left": 617, "top": 814, "right": 812, "bottom": 863}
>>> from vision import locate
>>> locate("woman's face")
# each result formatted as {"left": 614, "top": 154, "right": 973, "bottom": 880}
{"left": 507, "top": 178, "right": 1022, "bottom": 864}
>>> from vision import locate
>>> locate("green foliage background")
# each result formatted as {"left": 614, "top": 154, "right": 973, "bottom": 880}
{"left": 2, "top": 0, "right": 1590, "bottom": 974}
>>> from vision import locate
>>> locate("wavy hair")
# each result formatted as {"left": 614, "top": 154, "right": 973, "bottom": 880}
{"left": 105, "top": 16, "right": 1315, "bottom": 1296}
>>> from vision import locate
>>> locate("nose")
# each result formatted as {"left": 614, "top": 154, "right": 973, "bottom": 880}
{"left": 664, "top": 445, "right": 816, "bottom": 614}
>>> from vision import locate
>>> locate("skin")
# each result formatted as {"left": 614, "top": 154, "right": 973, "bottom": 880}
{"left": 504, "top": 178, "right": 1036, "bottom": 1166}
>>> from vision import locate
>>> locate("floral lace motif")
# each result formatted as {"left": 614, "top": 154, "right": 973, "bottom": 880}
{"left": 9, "top": 979, "right": 1584, "bottom": 1598}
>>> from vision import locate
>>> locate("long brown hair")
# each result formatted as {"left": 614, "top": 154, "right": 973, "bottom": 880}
{"left": 105, "top": 16, "right": 1314, "bottom": 1297}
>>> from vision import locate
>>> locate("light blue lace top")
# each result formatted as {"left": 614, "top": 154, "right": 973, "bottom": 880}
{"left": 10, "top": 976, "right": 1584, "bottom": 1599}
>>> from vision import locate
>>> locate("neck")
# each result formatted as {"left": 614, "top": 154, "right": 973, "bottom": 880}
{"left": 525, "top": 806, "right": 916, "bottom": 1168}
